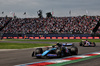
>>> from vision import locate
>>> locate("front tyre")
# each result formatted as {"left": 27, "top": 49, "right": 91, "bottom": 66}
{"left": 34, "top": 48, "right": 43, "bottom": 58}
{"left": 32, "top": 51, "right": 34, "bottom": 57}
{"left": 79, "top": 41, "right": 82, "bottom": 46}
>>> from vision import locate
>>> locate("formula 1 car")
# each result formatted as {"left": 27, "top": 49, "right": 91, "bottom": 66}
{"left": 79, "top": 40, "right": 96, "bottom": 47}
{"left": 32, "top": 43, "right": 78, "bottom": 58}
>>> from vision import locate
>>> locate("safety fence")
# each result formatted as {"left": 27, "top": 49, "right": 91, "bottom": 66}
{"left": 2, "top": 37, "right": 100, "bottom": 39}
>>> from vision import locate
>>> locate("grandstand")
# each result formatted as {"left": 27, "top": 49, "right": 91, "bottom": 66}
{"left": 0, "top": 16, "right": 100, "bottom": 39}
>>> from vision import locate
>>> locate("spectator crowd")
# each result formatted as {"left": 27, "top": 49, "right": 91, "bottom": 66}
{"left": 1, "top": 16, "right": 100, "bottom": 34}
{"left": 0, "top": 17, "right": 8, "bottom": 28}
{"left": 0, "top": 17, "right": 11, "bottom": 30}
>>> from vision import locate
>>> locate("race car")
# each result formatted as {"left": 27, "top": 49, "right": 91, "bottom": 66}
{"left": 79, "top": 40, "right": 96, "bottom": 47}
{"left": 32, "top": 43, "right": 78, "bottom": 58}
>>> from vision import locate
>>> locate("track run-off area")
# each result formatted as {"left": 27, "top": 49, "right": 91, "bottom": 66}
{"left": 0, "top": 40, "right": 100, "bottom": 66}
{"left": 16, "top": 52, "right": 100, "bottom": 66}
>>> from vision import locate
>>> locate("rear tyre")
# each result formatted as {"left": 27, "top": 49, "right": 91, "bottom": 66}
{"left": 93, "top": 42, "right": 96, "bottom": 47}
{"left": 70, "top": 47, "right": 78, "bottom": 55}
{"left": 56, "top": 49, "right": 62, "bottom": 58}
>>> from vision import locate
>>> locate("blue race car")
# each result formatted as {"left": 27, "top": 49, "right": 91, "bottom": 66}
{"left": 32, "top": 43, "right": 78, "bottom": 58}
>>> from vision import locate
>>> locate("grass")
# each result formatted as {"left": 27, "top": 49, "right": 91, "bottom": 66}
{"left": 2, "top": 39, "right": 100, "bottom": 42}
{"left": 0, "top": 43, "right": 52, "bottom": 49}
{"left": 0, "top": 39, "right": 100, "bottom": 49}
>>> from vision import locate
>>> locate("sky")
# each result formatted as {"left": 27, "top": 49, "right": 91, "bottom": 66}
{"left": 0, "top": 0, "right": 100, "bottom": 18}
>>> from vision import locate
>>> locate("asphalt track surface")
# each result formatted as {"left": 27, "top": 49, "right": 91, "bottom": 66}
{"left": 0, "top": 41, "right": 100, "bottom": 66}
